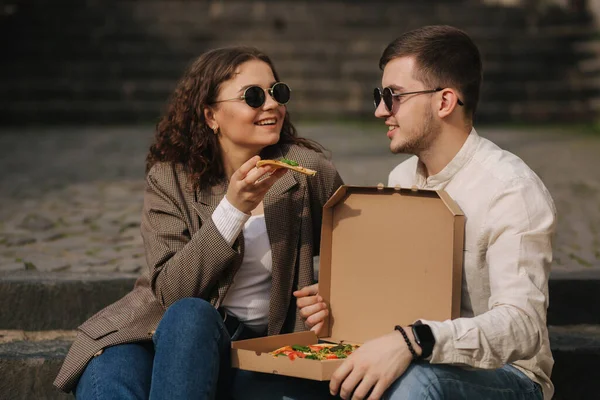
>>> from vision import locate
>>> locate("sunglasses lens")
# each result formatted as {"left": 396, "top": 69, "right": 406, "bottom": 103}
{"left": 383, "top": 88, "right": 394, "bottom": 111}
{"left": 373, "top": 88, "right": 382, "bottom": 108}
{"left": 272, "top": 83, "right": 291, "bottom": 104}
{"left": 244, "top": 86, "right": 266, "bottom": 108}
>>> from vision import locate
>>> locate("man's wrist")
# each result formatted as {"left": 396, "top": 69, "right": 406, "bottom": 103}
{"left": 405, "top": 326, "right": 423, "bottom": 357}
{"left": 394, "top": 325, "right": 422, "bottom": 360}
{"left": 411, "top": 321, "right": 435, "bottom": 359}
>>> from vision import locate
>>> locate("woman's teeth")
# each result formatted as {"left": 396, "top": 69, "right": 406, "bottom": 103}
{"left": 256, "top": 119, "right": 276, "bottom": 126}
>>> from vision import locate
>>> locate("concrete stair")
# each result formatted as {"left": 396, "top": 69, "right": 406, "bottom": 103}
{"left": 550, "top": 325, "right": 600, "bottom": 400}
{"left": 0, "top": 272, "right": 139, "bottom": 331}
{"left": 1, "top": 269, "right": 600, "bottom": 399}
{"left": 0, "top": 0, "right": 597, "bottom": 124}
{"left": 0, "top": 334, "right": 74, "bottom": 400}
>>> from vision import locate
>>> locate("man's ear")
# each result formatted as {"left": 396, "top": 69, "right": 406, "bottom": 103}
{"left": 437, "top": 89, "right": 461, "bottom": 118}
{"left": 204, "top": 106, "right": 218, "bottom": 131}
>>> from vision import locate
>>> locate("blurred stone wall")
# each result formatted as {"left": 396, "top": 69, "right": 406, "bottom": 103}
{"left": 485, "top": 0, "right": 599, "bottom": 25}
{"left": 0, "top": 0, "right": 598, "bottom": 125}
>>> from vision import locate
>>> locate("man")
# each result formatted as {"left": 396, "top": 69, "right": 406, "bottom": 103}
{"left": 296, "top": 25, "right": 555, "bottom": 400}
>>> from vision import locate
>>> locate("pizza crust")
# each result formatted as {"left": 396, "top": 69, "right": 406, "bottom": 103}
{"left": 256, "top": 159, "right": 317, "bottom": 176}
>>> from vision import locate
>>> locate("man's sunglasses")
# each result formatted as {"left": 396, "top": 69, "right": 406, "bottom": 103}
{"left": 373, "top": 87, "right": 464, "bottom": 112}
{"left": 213, "top": 82, "right": 291, "bottom": 108}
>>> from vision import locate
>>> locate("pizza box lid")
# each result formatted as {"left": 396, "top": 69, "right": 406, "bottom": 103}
{"left": 230, "top": 185, "right": 464, "bottom": 380}
{"left": 318, "top": 185, "right": 464, "bottom": 344}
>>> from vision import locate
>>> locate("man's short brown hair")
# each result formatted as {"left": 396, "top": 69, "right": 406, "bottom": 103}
{"left": 380, "top": 25, "right": 482, "bottom": 119}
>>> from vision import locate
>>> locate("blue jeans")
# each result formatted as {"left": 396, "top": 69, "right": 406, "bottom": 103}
{"left": 75, "top": 298, "right": 233, "bottom": 400}
{"left": 383, "top": 362, "right": 543, "bottom": 400}
{"left": 76, "top": 297, "right": 542, "bottom": 399}
{"left": 230, "top": 363, "right": 543, "bottom": 400}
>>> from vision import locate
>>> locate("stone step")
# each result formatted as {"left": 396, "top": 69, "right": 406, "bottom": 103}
{"left": 0, "top": 77, "right": 587, "bottom": 104}
{"left": 0, "top": 66, "right": 586, "bottom": 97}
{"left": 0, "top": 108, "right": 161, "bottom": 125}
{"left": 5, "top": 24, "right": 591, "bottom": 53}
{"left": 0, "top": 325, "right": 598, "bottom": 399}
{"left": 2, "top": 0, "right": 595, "bottom": 125}
{"left": 4, "top": 23, "right": 561, "bottom": 44}
{"left": 1, "top": 270, "right": 599, "bottom": 332}
{"left": 0, "top": 99, "right": 594, "bottom": 126}
{"left": 1, "top": 48, "right": 581, "bottom": 79}
{"left": 547, "top": 270, "right": 600, "bottom": 326}
{"left": 0, "top": 272, "right": 138, "bottom": 331}
{"left": 476, "top": 100, "right": 597, "bottom": 123}
{"left": 3, "top": 35, "right": 586, "bottom": 61}
{"left": 549, "top": 325, "right": 600, "bottom": 400}
{"left": 3, "top": 19, "right": 591, "bottom": 56}
{"left": 3, "top": 16, "right": 534, "bottom": 37}
{"left": 5, "top": 2, "right": 528, "bottom": 32}
{"left": 0, "top": 331, "right": 74, "bottom": 400}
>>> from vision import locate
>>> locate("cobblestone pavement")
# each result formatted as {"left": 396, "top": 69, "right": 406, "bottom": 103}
{"left": 0, "top": 124, "right": 598, "bottom": 274}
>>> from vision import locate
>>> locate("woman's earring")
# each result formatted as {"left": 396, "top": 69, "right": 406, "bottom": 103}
{"left": 212, "top": 126, "right": 219, "bottom": 135}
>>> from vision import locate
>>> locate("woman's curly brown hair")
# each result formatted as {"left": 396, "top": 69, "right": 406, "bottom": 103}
{"left": 146, "top": 46, "right": 323, "bottom": 190}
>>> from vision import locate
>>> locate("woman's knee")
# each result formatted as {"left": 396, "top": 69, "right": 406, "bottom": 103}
{"left": 156, "top": 298, "right": 222, "bottom": 339}
{"left": 161, "top": 298, "right": 219, "bottom": 323}
{"left": 75, "top": 355, "right": 101, "bottom": 399}
{"left": 75, "top": 343, "right": 153, "bottom": 399}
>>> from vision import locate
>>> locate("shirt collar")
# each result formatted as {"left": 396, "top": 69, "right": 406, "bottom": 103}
{"left": 415, "top": 128, "right": 480, "bottom": 188}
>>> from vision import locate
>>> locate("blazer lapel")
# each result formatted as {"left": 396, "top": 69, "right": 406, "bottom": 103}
{"left": 265, "top": 170, "right": 303, "bottom": 335}
{"left": 191, "top": 182, "right": 245, "bottom": 307}
{"left": 192, "top": 182, "right": 226, "bottom": 222}
{"left": 189, "top": 153, "right": 304, "bottom": 333}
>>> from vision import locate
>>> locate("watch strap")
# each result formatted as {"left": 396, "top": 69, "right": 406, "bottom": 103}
{"left": 411, "top": 321, "right": 434, "bottom": 359}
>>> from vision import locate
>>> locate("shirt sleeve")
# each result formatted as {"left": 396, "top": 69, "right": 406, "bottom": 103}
{"left": 211, "top": 196, "right": 251, "bottom": 246}
{"left": 420, "top": 179, "right": 556, "bottom": 369}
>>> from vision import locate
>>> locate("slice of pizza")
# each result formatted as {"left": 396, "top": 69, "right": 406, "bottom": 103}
{"left": 269, "top": 343, "right": 360, "bottom": 360}
{"left": 256, "top": 158, "right": 317, "bottom": 176}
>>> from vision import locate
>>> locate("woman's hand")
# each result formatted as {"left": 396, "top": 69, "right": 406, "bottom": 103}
{"left": 226, "top": 155, "right": 287, "bottom": 214}
{"left": 294, "top": 283, "right": 329, "bottom": 336}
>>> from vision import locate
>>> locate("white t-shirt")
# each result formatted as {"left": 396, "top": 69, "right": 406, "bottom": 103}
{"left": 211, "top": 197, "right": 272, "bottom": 331}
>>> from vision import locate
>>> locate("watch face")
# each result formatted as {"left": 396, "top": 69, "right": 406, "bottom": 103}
{"left": 414, "top": 324, "right": 435, "bottom": 345}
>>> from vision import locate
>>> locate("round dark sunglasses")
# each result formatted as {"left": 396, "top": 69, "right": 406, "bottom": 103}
{"left": 374, "top": 87, "right": 464, "bottom": 112}
{"left": 214, "top": 82, "right": 291, "bottom": 108}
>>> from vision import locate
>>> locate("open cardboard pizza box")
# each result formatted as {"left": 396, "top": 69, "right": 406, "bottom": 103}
{"left": 231, "top": 185, "right": 465, "bottom": 380}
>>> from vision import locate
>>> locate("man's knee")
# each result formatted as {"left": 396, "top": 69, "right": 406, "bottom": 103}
{"left": 385, "top": 363, "right": 442, "bottom": 400}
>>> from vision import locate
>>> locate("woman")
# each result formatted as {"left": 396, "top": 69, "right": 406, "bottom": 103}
{"left": 53, "top": 47, "right": 343, "bottom": 399}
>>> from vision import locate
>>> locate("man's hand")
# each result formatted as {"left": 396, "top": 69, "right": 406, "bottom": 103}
{"left": 293, "top": 283, "right": 328, "bottom": 336}
{"left": 329, "top": 329, "right": 420, "bottom": 400}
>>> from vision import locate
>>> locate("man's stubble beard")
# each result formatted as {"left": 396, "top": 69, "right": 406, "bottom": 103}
{"left": 390, "top": 107, "right": 441, "bottom": 156}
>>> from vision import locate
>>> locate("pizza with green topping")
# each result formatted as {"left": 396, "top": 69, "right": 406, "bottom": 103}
{"left": 269, "top": 343, "right": 360, "bottom": 361}
{"left": 256, "top": 159, "right": 317, "bottom": 176}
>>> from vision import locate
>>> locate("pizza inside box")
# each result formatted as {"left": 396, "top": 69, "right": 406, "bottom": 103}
{"left": 231, "top": 185, "right": 465, "bottom": 380}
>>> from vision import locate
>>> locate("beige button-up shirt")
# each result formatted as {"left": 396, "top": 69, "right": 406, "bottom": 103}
{"left": 388, "top": 129, "right": 556, "bottom": 399}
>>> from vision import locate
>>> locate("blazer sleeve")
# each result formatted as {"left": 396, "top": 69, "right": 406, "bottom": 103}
{"left": 141, "top": 165, "right": 239, "bottom": 309}
{"left": 307, "top": 152, "right": 344, "bottom": 256}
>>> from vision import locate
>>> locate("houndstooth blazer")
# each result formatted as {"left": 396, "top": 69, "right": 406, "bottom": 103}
{"left": 54, "top": 144, "right": 343, "bottom": 393}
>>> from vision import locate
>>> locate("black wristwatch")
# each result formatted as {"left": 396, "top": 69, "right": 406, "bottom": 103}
{"left": 411, "top": 320, "right": 435, "bottom": 359}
